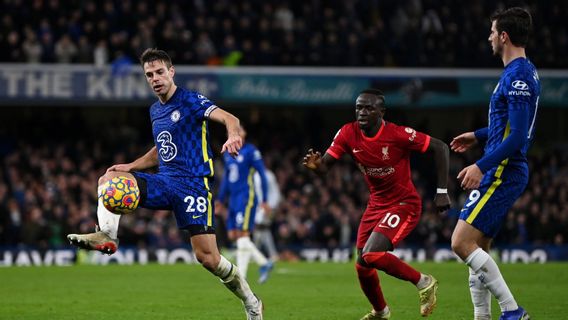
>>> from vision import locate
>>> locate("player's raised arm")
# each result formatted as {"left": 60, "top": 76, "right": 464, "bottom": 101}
{"left": 208, "top": 108, "right": 242, "bottom": 157}
{"left": 106, "top": 146, "right": 159, "bottom": 173}
{"left": 302, "top": 149, "right": 336, "bottom": 174}
{"left": 426, "top": 137, "right": 451, "bottom": 212}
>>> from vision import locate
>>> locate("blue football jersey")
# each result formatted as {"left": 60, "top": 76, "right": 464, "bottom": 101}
{"left": 485, "top": 57, "right": 540, "bottom": 174}
{"left": 217, "top": 143, "right": 268, "bottom": 203}
{"left": 149, "top": 87, "right": 217, "bottom": 177}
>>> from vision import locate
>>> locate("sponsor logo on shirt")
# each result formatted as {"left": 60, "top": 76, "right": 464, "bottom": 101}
{"left": 405, "top": 127, "right": 417, "bottom": 141}
{"left": 508, "top": 80, "right": 531, "bottom": 96}
{"left": 508, "top": 90, "right": 531, "bottom": 96}
{"left": 512, "top": 80, "right": 529, "bottom": 90}
{"left": 357, "top": 163, "right": 395, "bottom": 177}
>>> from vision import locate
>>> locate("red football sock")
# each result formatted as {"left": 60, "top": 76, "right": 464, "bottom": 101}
{"left": 356, "top": 263, "right": 387, "bottom": 312}
{"left": 362, "top": 251, "right": 421, "bottom": 284}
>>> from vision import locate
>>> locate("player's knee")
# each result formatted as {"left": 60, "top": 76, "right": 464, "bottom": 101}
{"left": 355, "top": 261, "right": 374, "bottom": 277}
{"left": 356, "top": 254, "right": 369, "bottom": 267}
{"left": 195, "top": 251, "right": 219, "bottom": 271}
{"left": 450, "top": 237, "right": 471, "bottom": 259}
{"left": 361, "top": 251, "right": 387, "bottom": 266}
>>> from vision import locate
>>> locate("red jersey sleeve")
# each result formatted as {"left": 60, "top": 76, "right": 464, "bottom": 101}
{"left": 326, "top": 125, "right": 350, "bottom": 159}
{"left": 393, "top": 125, "right": 431, "bottom": 153}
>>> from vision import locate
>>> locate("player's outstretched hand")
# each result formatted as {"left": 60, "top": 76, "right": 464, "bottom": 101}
{"left": 222, "top": 134, "right": 243, "bottom": 157}
{"left": 457, "top": 164, "right": 483, "bottom": 190}
{"left": 106, "top": 163, "right": 135, "bottom": 173}
{"left": 302, "top": 149, "right": 322, "bottom": 171}
{"left": 450, "top": 132, "right": 477, "bottom": 153}
{"left": 434, "top": 193, "right": 451, "bottom": 213}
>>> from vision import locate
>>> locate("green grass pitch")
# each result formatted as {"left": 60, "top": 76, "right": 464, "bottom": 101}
{"left": 0, "top": 262, "right": 565, "bottom": 319}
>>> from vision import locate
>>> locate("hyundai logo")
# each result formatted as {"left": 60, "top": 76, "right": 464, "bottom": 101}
{"left": 512, "top": 80, "right": 529, "bottom": 90}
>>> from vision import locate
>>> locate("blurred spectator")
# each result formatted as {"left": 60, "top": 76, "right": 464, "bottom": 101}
{"left": 55, "top": 34, "right": 78, "bottom": 63}
{"left": 0, "top": 1, "right": 566, "bottom": 68}
{"left": 22, "top": 29, "right": 42, "bottom": 63}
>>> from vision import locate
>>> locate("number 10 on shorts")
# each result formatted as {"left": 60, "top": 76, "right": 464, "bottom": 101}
{"left": 379, "top": 212, "right": 401, "bottom": 228}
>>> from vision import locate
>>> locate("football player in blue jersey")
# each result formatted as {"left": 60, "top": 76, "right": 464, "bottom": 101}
{"left": 215, "top": 125, "right": 274, "bottom": 284}
{"left": 67, "top": 49, "right": 263, "bottom": 319}
{"left": 450, "top": 8, "right": 538, "bottom": 320}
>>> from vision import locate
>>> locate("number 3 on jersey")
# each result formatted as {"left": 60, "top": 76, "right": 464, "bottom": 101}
{"left": 157, "top": 131, "right": 178, "bottom": 162}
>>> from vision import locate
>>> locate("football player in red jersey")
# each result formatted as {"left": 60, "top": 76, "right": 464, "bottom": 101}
{"left": 303, "top": 88, "right": 451, "bottom": 320}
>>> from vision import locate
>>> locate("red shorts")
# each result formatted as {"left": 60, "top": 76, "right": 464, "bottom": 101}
{"left": 356, "top": 203, "right": 421, "bottom": 249}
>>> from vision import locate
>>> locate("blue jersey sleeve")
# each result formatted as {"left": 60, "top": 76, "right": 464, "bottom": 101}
{"left": 476, "top": 73, "right": 532, "bottom": 173}
{"left": 474, "top": 127, "right": 488, "bottom": 142}
{"left": 186, "top": 92, "right": 218, "bottom": 120}
{"left": 250, "top": 148, "right": 269, "bottom": 203}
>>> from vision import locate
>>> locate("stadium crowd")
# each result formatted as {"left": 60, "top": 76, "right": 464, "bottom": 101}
{"left": 1, "top": 0, "right": 567, "bottom": 68}
{"left": 1, "top": 124, "right": 567, "bottom": 255}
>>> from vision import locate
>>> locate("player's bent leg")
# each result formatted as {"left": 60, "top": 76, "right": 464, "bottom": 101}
{"left": 356, "top": 258, "right": 389, "bottom": 320}
{"left": 362, "top": 232, "right": 438, "bottom": 316}
{"left": 67, "top": 172, "right": 138, "bottom": 254}
{"left": 192, "top": 233, "right": 263, "bottom": 320}
{"left": 453, "top": 221, "right": 521, "bottom": 316}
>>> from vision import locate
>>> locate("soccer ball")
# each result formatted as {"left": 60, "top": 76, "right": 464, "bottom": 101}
{"left": 99, "top": 176, "right": 140, "bottom": 214}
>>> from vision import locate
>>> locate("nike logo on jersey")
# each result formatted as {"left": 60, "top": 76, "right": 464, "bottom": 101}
{"left": 353, "top": 148, "right": 363, "bottom": 153}
{"left": 192, "top": 214, "right": 203, "bottom": 219}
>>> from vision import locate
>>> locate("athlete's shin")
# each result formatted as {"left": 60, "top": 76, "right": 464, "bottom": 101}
{"left": 215, "top": 255, "right": 256, "bottom": 305}
{"left": 356, "top": 263, "right": 387, "bottom": 312}
{"left": 465, "top": 248, "right": 518, "bottom": 312}
{"left": 469, "top": 268, "right": 492, "bottom": 319}
{"left": 96, "top": 185, "right": 120, "bottom": 239}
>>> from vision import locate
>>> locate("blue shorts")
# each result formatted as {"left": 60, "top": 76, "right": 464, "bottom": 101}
{"left": 225, "top": 191, "right": 257, "bottom": 232}
{"left": 459, "top": 169, "right": 528, "bottom": 238}
{"left": 133, "top": 172, "right": 215, "bottom": 230}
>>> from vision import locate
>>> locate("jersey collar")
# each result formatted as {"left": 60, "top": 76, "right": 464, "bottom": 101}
{"left": 361, "top": 119, "right": 386, "bottom": 142}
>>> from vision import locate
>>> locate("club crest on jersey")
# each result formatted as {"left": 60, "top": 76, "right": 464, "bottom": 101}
{"left": 382, "top": 146, "right": 389, "bottom": 160}
{"left": 170, "top": 110, "right": 181, "bottom": 122}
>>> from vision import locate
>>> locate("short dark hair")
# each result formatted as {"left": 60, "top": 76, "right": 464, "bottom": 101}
{"left": 360, "top": 88, "right": 386, "bottom": 107}
{"left": 490, "top": 7, "right": 532, "bottom": 47}
{"left": 139, "top": 48, "right": 173, "bottom": 68}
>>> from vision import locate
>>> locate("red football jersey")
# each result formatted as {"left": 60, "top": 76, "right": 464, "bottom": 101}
{"left": 326, "top": 120, "right": 431, "bottom": 209}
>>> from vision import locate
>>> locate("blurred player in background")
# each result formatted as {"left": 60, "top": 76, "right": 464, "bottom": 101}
{"left": 215, "top": 125, "right": 274, "bottom": 283}
{"left": 450, "top": 8, "right": 539, "bottom": 320}
{"left": 303, "top": 88, "right": 451, "bottom": 320}
{"left": 253, "top": 167, "right": 281, "bottom": 263}
{"left": 67, "top": 49, "right": 263, "bottom": 319}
